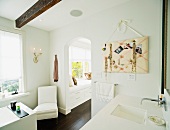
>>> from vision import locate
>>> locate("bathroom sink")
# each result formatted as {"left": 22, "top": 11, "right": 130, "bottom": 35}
{"left": 111, "top": 104, "right": 147, "bottom": 124}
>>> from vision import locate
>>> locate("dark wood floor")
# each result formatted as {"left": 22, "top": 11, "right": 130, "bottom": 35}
{"left": 37, "top": 100, "right": 91, "bottom": 130}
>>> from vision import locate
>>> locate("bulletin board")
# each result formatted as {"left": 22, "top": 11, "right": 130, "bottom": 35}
{"left": 102, "top": 36, "right": 149, "bottom": 73}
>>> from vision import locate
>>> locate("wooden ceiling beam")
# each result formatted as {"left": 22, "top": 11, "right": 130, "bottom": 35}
{"left": 15, "top": 0, "right": 61, "bottom": 28}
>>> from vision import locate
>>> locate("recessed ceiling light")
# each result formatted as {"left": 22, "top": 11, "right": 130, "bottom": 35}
{"left": 70, "top": 10, "right": 83, "bottom": 17}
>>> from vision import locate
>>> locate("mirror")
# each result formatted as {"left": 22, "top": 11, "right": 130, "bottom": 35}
{"left": 162, "top": 0, "right": 170, "bottom": 94}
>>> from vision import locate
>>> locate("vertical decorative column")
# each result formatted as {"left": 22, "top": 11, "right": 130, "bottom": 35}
{"left": 109, "top": 44, "right": 112, "bottom": 72}
{"left": 132, "top": 40, "right": 136, "bottom": 72}
{"left": 105, "top": 57, "right": 108, "bottom": 73}
{"left": 105, "top": 56, "right": 108, "bottom": 79}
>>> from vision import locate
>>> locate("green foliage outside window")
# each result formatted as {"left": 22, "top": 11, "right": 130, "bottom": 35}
{"left": 1, "top": 80, "right": 19, "bottom": 92}
{"left": 72, "top": 62, "right": 90, "bottom": 79}
{"left": 72, "top": 62, "right": 83, "bottom": 78}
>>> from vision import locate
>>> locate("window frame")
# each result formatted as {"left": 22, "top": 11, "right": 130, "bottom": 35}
{"left": 69, "top": 46, "right": 91, "bottom": 79}
{"left": 71, "top": 60, "right": 91, "bottom": 79}
{"left": 0, "top": 26, "right": 26, "bottom": 95}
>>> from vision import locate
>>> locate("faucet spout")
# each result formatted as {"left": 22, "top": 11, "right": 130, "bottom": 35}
{"left": 141, "top": 96, "right": 166, "bottom": 111}
{"left": 141, "top": 98, "right": 159, "bottom": 104}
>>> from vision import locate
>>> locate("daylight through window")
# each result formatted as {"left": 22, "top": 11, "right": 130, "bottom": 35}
{"left": 69, "top": 46, "right": 91, "bottom": 79}
{"left": 0, "top": 30, "right": 23, "bottom": 93}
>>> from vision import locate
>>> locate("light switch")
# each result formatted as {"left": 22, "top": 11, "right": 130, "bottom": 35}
{"left": 128, "top": 74, "right": 136, "bottom": 81}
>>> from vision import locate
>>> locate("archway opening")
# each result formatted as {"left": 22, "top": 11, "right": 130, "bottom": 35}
{"left": 65, "top": 37, "right": 92, "bottom": 112}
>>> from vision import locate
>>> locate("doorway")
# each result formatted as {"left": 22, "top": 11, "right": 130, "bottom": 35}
{"left": 67, "top": 37, "right": 92, "bottom": 111}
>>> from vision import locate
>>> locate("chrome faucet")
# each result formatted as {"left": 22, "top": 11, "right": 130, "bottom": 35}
{"left": 141, "top": 98, "right": 159, "bottom": 104}
{"left": 141, "top": 95, "right": 166, "bottom": 111}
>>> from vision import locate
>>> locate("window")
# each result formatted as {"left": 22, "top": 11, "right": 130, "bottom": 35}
{"left": 0, "top": 30, "right": 24, "bottom": 94}
{"left": 69, "top": 46, "right": 91, "bottom": 79}
{"left": 72, "top": 62, "right": 83, "bottom": 78}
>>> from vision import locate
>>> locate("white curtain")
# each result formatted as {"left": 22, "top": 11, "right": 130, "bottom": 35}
{"left": 0, "top": 30, "right": 22, "bottom": 80}
{"left": 69, "top": 46, "right": 91, "bottom": 75}
{"left": 69, "top": 46, "right": 91, "bottom": 61}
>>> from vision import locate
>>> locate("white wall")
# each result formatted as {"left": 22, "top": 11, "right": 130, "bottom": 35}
{"left": 0, "top": 16, "right": 50, "bottom": 109}
{"left": 163, "top": 90, "right": 170, "bottom": 130}
{"left": 50, "top": 0, "right": 162, "bottom": 115}
{"left": 163, "top": 1, "right": 170, "bottom": 129}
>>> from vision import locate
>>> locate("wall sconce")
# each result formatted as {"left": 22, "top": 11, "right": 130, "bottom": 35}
{"left": 33, "top": 48, "right": 42, "bottom": 63}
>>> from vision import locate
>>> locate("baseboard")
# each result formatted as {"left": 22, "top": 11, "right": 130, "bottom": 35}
{"left": 58, "top": 107, "right": 71, "bottom": 115}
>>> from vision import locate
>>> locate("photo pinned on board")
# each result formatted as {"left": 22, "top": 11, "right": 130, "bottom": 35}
{"left": 114, "top": 46, "right": 124, "bottom": 54}
{"left": 125, "top": 42, "right": 133, "bottom": 49}
{"left": 136, "top": 44, "right": 142, "bottom": 54}
{"left": 124, "top": 40, "right": 136, "bottom": 49}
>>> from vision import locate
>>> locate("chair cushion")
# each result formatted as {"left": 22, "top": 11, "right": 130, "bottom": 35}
{"left": 34, "top": 103, "right": 58, "bottom": 114}
{"left": 36, "top": 112, "right": 58, "bottom": 120}
{"left": 38, "top": 86, "right": 57, "bottom": 104}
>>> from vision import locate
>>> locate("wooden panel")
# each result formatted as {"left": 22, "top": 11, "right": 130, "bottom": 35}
{"left": 15, "top": 0, "right": 61, "bottom": 28}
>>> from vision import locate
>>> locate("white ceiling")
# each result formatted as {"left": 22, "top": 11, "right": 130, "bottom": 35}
{"left": 0, "top": 0, "right": 131, "bottom": 31}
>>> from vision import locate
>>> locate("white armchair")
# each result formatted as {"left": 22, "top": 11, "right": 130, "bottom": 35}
{"left": 34, "top": 86, "right": 58, "bottom": 120}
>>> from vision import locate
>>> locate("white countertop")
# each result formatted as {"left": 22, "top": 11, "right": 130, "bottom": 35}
{"left": 0, "top": 102, "right": 35, "bottom": 128}
{"left": 81, "top": 95, "right": 166, "bottom": 130}
{"left": 0, "top": 107, "right": 19, "bottom": 128}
